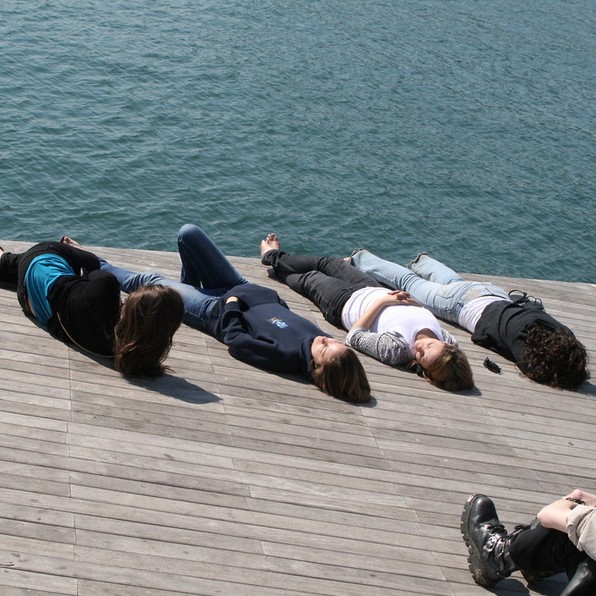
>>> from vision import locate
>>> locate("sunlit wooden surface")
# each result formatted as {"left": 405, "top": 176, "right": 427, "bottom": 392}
{"left": 1, "top": 240, "right": 594, "bottom": 595}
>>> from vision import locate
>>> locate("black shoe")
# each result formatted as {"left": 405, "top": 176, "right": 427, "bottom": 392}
{"left": 561, "top": 557, "right": 596, "bottom": 596}
{"left": 461, "top": 494, "right": 517, "bottom": 587}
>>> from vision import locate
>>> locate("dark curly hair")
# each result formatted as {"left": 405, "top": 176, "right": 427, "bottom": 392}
{"left": 521, "top": 324, "right": 589, "bottom": 390}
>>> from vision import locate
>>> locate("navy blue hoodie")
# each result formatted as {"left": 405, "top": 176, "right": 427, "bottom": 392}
{"left": 207, "top": 283, "right": 329, "bottom": 378}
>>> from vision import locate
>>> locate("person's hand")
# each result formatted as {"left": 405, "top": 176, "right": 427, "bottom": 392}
{"left": 226, "top": 296, "right": 239, "bottom": 304}
{"left": 378, "top": 290, "right": 419, "bottom": 307}
{"left": 565, "top": 489, "right": 596, "bottom": 507}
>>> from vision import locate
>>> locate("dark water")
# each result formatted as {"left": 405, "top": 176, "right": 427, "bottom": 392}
{"left": 1, "top": 0, "right": 595, "bottom": 282}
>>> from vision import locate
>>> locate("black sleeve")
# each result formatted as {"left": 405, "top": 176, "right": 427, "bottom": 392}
{"left": 53, "top": 243, "right": 101, "bottom": 275}
{"left": 48, "top": 270, "right": 121, "bottom": 356}
{"left": 0, "top": 251, "right": 22, "bottom": 285}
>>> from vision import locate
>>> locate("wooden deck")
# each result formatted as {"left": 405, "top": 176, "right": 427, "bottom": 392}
{"left": 0, "top": 241, "right": 594, "bottom": 596}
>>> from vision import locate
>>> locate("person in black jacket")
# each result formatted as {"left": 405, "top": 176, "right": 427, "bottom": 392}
{"left": 349, "top": 249, "right": 589, "bottom": 390}
{"left": 100, "top": 224, "right": 371, "bottom": 403}
{"left": 0, "top": 241, "right": 183, "bottom": 376}
{"left": 461, "top": 490, "right": 596, "bottom": 594}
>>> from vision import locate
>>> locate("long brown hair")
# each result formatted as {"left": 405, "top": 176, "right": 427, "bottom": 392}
{"left": 114, "top": 285, "right": 184, "bottom": 377}
{"left": 312, "top": 347, "right": 371, "bottom": 403}
{"left": 420, "top": 343, "right": 474, "bottom": 391}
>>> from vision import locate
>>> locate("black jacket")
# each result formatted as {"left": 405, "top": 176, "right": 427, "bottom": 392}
{"left": 0, "top": 242, "right": 121, "bottom": 356}
{"left": 471, "top": 299, "right": 571, "bottom": 372}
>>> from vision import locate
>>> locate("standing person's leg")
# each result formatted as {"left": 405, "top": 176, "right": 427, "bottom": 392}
{"left": 408, "top": 253, "right": 465, "bottom": 284}
{"left": 177, "top": 224, "right": 247, "bottom": 289}
{"left": 100, "top": 260, "right": 217, "bottom": 332}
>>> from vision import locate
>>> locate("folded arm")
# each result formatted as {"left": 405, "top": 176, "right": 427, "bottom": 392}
{"left": 346, "top": 328, "right": 412, "bottom": 366}
{"left": 350, "top": 290, "right": 418, "bottom": 331}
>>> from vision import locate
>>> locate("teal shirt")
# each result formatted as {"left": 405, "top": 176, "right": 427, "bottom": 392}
{"left": 25, "top": 254, "right": 75, "bottom": 324}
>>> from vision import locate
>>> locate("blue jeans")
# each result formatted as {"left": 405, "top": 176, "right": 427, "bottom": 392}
{"left": 101, "top": 223, "right": 247, "bottom": 332}
{"left": 350, "top": 250, "right": 509, "bottom": 324}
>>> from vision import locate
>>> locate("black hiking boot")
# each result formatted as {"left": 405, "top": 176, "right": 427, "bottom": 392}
{"left": 461, "top": 494, "right": 518, "bottom": 587}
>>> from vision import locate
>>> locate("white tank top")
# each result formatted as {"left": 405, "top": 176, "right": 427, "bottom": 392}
{"left": 458, "top": 295, "right": 510, "bottom": 333}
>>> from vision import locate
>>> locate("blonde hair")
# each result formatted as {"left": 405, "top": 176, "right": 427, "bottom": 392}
{"left": 421, "top": 343, "right": 474, "bottom": 391}
{"left": 114, "top": 285, "right": 184, "bottom": 377}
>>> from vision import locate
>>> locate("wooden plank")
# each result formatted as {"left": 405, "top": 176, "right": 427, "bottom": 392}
{"left": 0, "top": 240, "right": 594, "bottom": 595}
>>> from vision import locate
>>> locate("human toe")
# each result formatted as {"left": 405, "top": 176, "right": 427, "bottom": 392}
{"left": 61, "top": 235, "right": 81, "bottom": 247}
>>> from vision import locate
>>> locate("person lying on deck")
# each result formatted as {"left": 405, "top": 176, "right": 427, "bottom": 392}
{"left": 461, "top": 490, "right": 596, "bottom": 594}
{"left": 349, "top": 249, "right": 589, "bottom": 390}
{"left": 0, "top": 241, "right": 183, "bottom": 376}
{"left": 260, "top": 234, "right": 473, "bottom": 392}
{"left": 99, "top": 224, "right": 371, "bottom": 404}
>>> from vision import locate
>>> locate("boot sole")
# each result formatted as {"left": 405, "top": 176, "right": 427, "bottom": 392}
{"left": 460, "top": 495, "right": 500, "bottom": 587}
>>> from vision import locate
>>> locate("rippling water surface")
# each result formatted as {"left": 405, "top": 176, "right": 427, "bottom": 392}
{"left": 1, "top": 0, "right": 594, "bottom": 281}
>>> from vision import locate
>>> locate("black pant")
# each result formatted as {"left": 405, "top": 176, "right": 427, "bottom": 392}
{"left": 261, "top": 250, "right": 383, "bottom": 328}
{"left": 510, "top": 521, "right": 596, "bottom": 593}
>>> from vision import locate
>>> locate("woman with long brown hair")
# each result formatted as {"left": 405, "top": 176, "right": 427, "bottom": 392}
{"left": 0, "top": 240, "right": 183, "bottom": 377}
{"left": 114, "top": 284, "right": 184, "bottom": 377}
{"left": 100, "top": 224, "right": 371, "bottom": 403}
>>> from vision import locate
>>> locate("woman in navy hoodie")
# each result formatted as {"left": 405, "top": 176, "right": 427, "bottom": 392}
{"left": 100, "top": 224, "right": 371, "bottom": 403}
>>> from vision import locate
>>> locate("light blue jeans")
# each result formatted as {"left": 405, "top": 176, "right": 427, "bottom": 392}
{"left": 101, "top": 223, "right": 247, "bottom": 332}
{"left": 350, "top": 250, "right": 509, "bottom": 325}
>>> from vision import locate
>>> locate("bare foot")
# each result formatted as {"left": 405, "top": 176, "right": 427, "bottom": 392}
{"left": 344, "top": 247, "right": 364, "bottom": 263}
{"left": 260, "top": 232, "right": 280, "bottom": 257}
{"left": 61, "top": 235, "right": 81, "bottom": 248}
